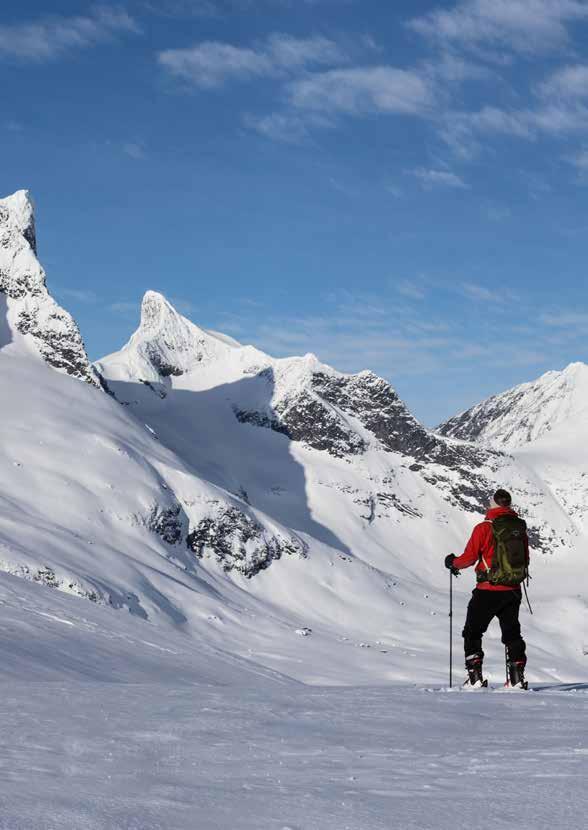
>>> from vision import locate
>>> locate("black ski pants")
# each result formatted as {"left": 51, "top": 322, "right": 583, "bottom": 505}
{"left": 462, "top": 588, "right": 526, "bottom": 662}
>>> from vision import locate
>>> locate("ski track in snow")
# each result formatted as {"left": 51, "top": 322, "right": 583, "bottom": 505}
{"left": 0, "top": 683, "right": 586, "bottom": 830}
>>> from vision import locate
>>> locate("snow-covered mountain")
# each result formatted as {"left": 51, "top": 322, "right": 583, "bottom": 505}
{"left": 0, "top": 190, "right": 100, "bottom": 387}
{"left": 437, "top": 362, "right": 588, "bottom": 450}
{"left": 437, "top": 360, "right": 588, "bottom": 552}
{"left": 1, "top": 189, "right": 587, "bottom": 687}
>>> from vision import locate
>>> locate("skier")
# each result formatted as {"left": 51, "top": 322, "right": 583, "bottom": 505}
{"left": 445, "top": 489, "right": 529, "bottom": 689}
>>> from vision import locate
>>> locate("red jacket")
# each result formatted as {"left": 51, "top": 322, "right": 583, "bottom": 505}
{"left": 453, "top": 507, "right": 529, "bottom": 591}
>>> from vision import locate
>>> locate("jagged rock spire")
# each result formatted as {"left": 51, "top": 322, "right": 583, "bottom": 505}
{"left": 0, "top": 190, "right": 101, "bottom": 387}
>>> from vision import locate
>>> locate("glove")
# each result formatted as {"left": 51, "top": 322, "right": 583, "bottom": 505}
{"left": 445, "top": 554, "right": 460, "bottom": 576}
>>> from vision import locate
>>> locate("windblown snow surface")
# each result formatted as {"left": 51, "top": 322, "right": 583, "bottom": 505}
{"left": 0, "top": 191, "right": 587, "bottom": 828}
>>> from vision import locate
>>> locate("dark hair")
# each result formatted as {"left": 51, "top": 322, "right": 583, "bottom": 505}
{"left": 494, "top": 488, "right": 512, "bottom": 507}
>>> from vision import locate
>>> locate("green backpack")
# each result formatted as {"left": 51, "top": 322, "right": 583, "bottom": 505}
{"left": 478, "top": 514, "right": 528, "bottom": 587}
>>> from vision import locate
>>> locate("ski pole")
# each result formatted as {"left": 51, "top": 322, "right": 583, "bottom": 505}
{"left": 449, "top": 568, "right": 453, "bottom": 689}
{"left": 523, "top": 581, "right": 533, "bottom": 615}
{"left": 505, "top": 645, "right": 509, "bottom": 687}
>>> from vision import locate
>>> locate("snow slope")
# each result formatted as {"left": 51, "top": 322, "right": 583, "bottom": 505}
{"left": 1, "top": 572, "right": 587, "bottom": 830}
{"left": 437, "top": 362, "right": 588, "bottom": 450}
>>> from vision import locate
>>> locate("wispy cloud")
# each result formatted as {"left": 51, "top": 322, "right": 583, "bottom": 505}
{"left": 408, "top": 0, "right": 588, "bottom": 56}
{"left": 243, "top": 110, "right": 333, "bottom": 143}
{"left": 158, "top": 33, "right": 346, "bottom": 88}
{"left": 147, "top": 0, "right": 351, "bottom": 16}
{"left": 5, "top": 119, "right": 24, "bottom": 132}
{"left": 440, "top": 56, "right": 588, "bottom": 157}
{"left": 540, "top": 310, "right": 588, "bottom": 326}
{"left": 441, "top": 99, "right": 588, "bottom": 157}
{"left": 537, "top": 63, "right": 588, "bottom": 100}
{"left": 56, "top": 287, "right": 99, "bottom": 304}
{"left": 123, "top": 141, "right": 147, "bottom": 159}
{"left": 486, "top": 204, "right": 512, "bottom": 221}
{"left": 410, "top": 167, "right": 469, "bottom": 189}
{"left": 168, "top": 296, "right": 198, "bottom": 315}
{"left": 396, "top": 279, "right": 427, "bottom": 300}
{"left": 288, "top": 66, "right": 434, "bottom": 116}
{"left": 461, "top": 282, "right": 506, "bottom": 302}
{"left": 0, "top": 6, "right": 140, "bottom": 62}
{"left": 110, "top": 301, "right": 138, "bottom": 315}
{"left": 567, "top": 147, "right": 588, "bottom": 173}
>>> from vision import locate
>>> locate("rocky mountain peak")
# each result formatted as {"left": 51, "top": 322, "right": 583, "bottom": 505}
{"left": 0, "top": 189, "right": 100, "bottom": 387}
{"left": 0, "top": 190, "right": 36, "bottom": 253}
{"left": 100, "top": 292, "right": 243, "bottom": 383}
{"left": 139, "top": 290, "right": 180, "bottom": 335}
{"left": 437, "top": 361, "right": 588, "bottom": 449}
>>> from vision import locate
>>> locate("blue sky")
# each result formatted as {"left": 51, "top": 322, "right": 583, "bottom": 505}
{"left": 2, "top": 0, "right": 588, "bottom": 424}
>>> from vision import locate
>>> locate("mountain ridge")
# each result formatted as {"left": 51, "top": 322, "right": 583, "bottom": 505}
{"left": 437, "top": 361, "right": 588, "bottom": 450}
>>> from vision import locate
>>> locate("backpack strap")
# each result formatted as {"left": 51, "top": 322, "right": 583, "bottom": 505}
{"left": 478, "top": 519, "right": 493, "bottom": 580}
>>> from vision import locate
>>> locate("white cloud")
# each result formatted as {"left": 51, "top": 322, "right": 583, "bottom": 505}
{"left": 541, "top": 310, "right": 588, "bottom": 326}
{"left": 465, "top": 106, "right": 533, "bottom": 136}
{"left": 537, "top": 64, "right": 588, "bottom": 100}
{"left": 288, "top": 66, "right": 434, "bottom": 115}
{"left": 110, "top": 301, "right": 139, "bottom": 315}
{"left": 159, "top": 42, "right": 271, "bottom": 87}
{"left": 168, "top": 296, "right": 198, "bottom": 315}
{"left": 0, "top": 7, "right": 139, "bottom": 61}
{"left": 409, "top": 0, "right": 588, "bottom": 55}
{"left": 461, "top": 282, "right": 508, "bottom": 302}
{"left": 123, "top": 141, "right": 147, "bottom": 159}
{"left": 266, "top": 33, "right": 345, "bottom": 69}
{"left": 442, "top": 97, "right": 588, "bottom": 156}
{"left": 158, "top": 34, "right": 346, "bottom": 88}
{"left": 567, "top": 147, "right": 588, "bottom": 170}
{"left": 410, "top": 167, "right": 469, "bottom": 189}
{"left": 243, "top": 110, "right": 333, "bottom": 142}
{"left": 56, "top": 288, "right": 99, "bottom": 304}
{"left": 148, "top": 0, "right": 351, "bottom": 15}
{"left": 486, "top": 205, "right": 512, "bottom": 221}
{"left": 386, "top": 183, "right": 403, "bottom": 198}
{"left": 396, "top": 280, "right": 426, "bottom": 300}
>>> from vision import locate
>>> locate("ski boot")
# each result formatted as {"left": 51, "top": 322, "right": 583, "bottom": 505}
{"left": 464, "top": 654, "right": 488, "bottom": 689}
{"left": 507, "top": 658, "right": 528, "bottom": 690}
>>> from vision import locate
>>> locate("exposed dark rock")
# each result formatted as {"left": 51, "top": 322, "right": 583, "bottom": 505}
{"left": 234, "top": 393, "right": 366, "bottom": 457}
{"left": 0, "top": 561, "right": 101, "bottom": 603}
{"left": 312, "top": 370, "right": 499, "bottom": 513}
{"left": 234, "top": 407, "right": 291, "bottom": 437}
{"left": 376, "top": 492, "right": 423, "bottom": 518}
{"left": 437, "top": 389, "right": 530, "bottom": 444}
{"left": 186, "top": 506, "right": 306, "bottom": 577}
{"left": 139, "top": 378, "right": 167, "bottom": 398}
{"left": 274, "top": 392, "right": 367, "bottom": 457}
{"left": 143, "top": 343, "right": 185, "bottom": 377}
{"left": 148, "top": 504, "right": 183, "bottom": 545}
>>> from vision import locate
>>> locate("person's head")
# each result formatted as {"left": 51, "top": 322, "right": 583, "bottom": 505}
{"left": 490, "top": 488, "right": 512, "bottom": 508}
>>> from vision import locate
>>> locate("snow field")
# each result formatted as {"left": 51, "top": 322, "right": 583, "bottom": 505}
{"left": 0, "top": 680, "right": 586, "bottom": 830}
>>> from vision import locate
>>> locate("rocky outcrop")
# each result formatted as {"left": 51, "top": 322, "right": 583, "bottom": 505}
{"left": 186, "top": 506, "right": 307, "bottom": 577}
{"left": 0, "top": 190, "right": 100, "bottom": 387}
{"left": 310, "top": 369, "right": 499, "bottom": 513}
